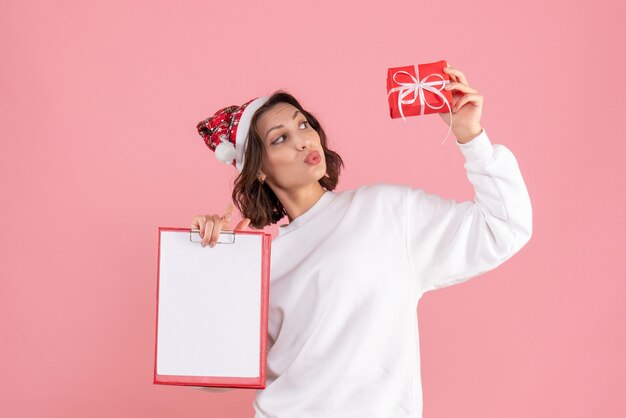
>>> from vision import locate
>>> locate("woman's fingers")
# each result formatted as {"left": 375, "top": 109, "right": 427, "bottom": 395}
{"left": 207, "top": 215, "right": 223, "bottom": 247}
{"left": 199, "top": 217, "right": 214, "bottom": 247}
{"left": 444, "top": 81, "right": 478, "bottom": 94}
{"left": 443, "top": 65, "right": 469, "bottom": 85}
{"left": 443, "top": 64, "right": 457, "bottom": 83}
{"left": 202, "top": 204, "right": 235, "bottom": 248}
{"left": 195, "top": 215, "right": 220, "bottom": 247}
{"left": 192, "top": 203, "right": 246, "bottom": 249}
{"left": 452, "top": 93, "right": 483, "bottom": 112}
{"left": 191, "top": 216, "right": 207, "bottom": 241}
{"left": 442, "top": 66, "right": 480, "bottom": 113}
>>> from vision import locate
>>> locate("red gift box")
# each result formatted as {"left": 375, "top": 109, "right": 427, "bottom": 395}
{"left": 386, "top": 59, "right": 454, "bottom": 143}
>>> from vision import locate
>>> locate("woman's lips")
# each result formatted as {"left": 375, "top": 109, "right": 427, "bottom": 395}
{"left": 305, "top": 151, "right": 321, "bottom": 165}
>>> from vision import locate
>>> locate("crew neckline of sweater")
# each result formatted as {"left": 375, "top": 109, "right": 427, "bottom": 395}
{"left": 278, "top": 190, "right": 337, "bottom": 236}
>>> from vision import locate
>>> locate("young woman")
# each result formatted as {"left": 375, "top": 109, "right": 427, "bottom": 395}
{"left": 191, "top": 65, "right": 533, "bottom": 418}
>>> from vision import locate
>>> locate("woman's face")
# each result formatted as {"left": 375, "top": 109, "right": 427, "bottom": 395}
{"left": 255, "top": 102, "right": 326, "bottom": 191}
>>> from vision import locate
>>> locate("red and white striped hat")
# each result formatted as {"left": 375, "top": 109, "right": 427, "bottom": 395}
{"left": 196, "top": 95, "right": 270, "bottom": 172}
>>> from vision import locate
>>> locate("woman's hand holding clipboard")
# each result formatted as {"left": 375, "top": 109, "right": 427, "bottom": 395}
{"left": 191, "top": 203, "right": 252, "bottom": 248}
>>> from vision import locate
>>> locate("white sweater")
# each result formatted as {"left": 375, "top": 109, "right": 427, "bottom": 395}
{"left": 250, "top": 128, "right": 532, "bottom": 417}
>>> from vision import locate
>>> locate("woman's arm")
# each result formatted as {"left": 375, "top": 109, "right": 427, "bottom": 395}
{"left": 406, "top": 128, "right": 533, "bottom": 297}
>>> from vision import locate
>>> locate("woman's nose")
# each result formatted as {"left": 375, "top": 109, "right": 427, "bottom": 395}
{"left": 296, "top": 135, "right": 311, "bottom": 150}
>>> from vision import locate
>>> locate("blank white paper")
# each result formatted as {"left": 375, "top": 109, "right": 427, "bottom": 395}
{"left": 156, "top": 230, "right": 263, "bottom": 378}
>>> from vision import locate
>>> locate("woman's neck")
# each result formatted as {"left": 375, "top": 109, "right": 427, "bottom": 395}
{"left": 277, "top": 183, "right": 327, "bottom": 223}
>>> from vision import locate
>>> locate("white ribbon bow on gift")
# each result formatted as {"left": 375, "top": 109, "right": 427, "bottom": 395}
{"left": 386, "top": 67, "right": 453, "bottom": 144}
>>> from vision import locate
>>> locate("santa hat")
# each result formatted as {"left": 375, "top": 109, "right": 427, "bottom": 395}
{"left": 196, "top": 95, "right": 270, "bottom": 172}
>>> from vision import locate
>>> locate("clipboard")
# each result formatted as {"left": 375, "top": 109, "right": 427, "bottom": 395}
{"left": 153, "top": 227, "right": 271, "bottom": 389}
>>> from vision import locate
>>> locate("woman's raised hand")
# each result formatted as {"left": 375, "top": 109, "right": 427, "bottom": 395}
{"left": 190, "top": 203, "right": 251, "bottom": 248}
{"left": 440, "top": 64, "right": 483, "bottom": 143}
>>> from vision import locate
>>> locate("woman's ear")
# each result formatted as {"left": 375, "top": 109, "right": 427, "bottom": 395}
{"left": 257, "top": 170, "right": 267, "bottom": 183}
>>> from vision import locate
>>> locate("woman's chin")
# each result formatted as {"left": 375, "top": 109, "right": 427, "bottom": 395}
{"left": 310, "top": 164, "right": 327, "bottom": 180}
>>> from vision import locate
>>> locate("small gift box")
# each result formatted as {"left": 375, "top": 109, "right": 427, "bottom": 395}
{"left": 386, "top": 59, "right": 454, "bottom": 144}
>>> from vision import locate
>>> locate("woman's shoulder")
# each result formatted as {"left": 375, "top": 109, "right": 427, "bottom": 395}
{"left": 328, "top": 183, "right": 417, "bottom": 210}
{"left": 345, "top": 182, "right": 412, "bottom": 207}
{"left": 354, "top": 182, "right": 412, "bottom": 196}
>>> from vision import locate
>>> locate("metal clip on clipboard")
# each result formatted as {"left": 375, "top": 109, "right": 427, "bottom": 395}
{"left": 189, "top": 229, "right": 236, "bottom": 244}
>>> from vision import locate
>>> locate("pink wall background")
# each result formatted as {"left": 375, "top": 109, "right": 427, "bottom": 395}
{"left": 2, "top": 0, "right": 624, "bottom": 417}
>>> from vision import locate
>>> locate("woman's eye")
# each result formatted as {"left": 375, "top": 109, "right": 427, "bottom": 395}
{"left": 272, "top": 136, "right": 285, "bottom": 145}
{"left": 271, "top": 121, "right": 309, "bottom": 145}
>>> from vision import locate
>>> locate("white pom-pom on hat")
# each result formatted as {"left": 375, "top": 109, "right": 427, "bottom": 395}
{"left": 215, "top": 139, "right": 237, "bottom": 164}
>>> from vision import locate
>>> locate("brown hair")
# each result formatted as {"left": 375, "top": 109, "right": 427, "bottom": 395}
{"left": 232, "top": 90, "right": 344, "bottom": 229}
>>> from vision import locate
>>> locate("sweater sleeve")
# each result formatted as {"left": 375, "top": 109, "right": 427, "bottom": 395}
{"left": 405, "top": 128, "right": 533, "bottom": 298}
